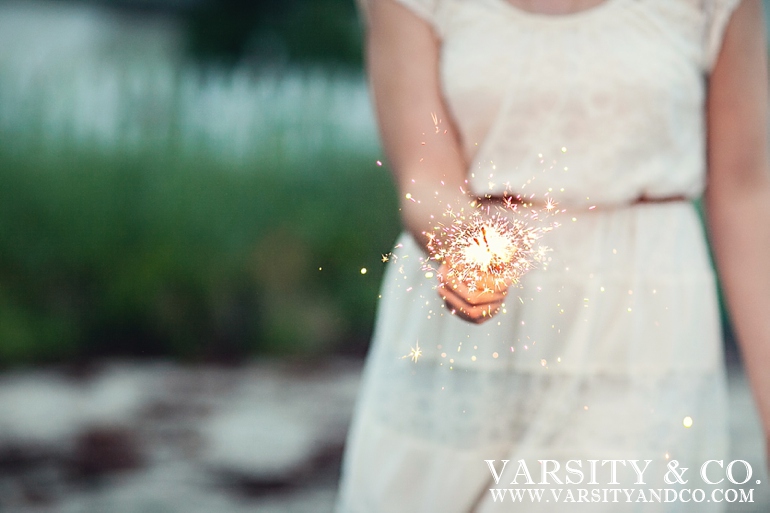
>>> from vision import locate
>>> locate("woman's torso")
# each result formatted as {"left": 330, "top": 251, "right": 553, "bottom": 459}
{"left": 427, "top": 0, "right": 720, "bottom": 207}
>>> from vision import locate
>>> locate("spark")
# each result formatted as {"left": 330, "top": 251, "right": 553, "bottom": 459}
{"left": 402, "top": 341, "right": 422, "bottom": 363}
{"left": 426, "top": 195, "right": 559, "bottom": 292}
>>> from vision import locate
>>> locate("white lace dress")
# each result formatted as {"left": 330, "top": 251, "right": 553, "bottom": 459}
{"left": 337, "top": 1, "right": 741, "bottom": 511}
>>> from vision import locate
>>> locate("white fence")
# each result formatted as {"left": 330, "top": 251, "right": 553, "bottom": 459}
{"left": 0, "top": 1, "right": 380, "bottom": 164}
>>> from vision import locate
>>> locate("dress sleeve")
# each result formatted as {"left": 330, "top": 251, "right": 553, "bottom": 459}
{"left": 703, "top": 0, "right": 743, "bottom": 72}
{"left": 392, "top": 0, "right": 438, "bottom": 25}
{"left": 357, "top": 0, "right": 439, "bottom": 28}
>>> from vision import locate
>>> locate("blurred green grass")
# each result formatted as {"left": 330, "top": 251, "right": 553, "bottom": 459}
{"left": 0, "top": 143, "right": 400, "bottom": 364}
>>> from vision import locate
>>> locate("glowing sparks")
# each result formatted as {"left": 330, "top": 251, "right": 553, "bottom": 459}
{"left": 683, "top": 416, "right": 693, "bottom": 428}
{"left": 402, "top": 341, "right": 423, "bottom": 363}
{"left": 427, "top": 195, "right": 559, "bottom": 292}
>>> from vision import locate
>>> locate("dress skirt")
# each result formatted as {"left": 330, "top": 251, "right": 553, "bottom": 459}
{"left": 336, "top": 200, "right": 729, "bottom": 512}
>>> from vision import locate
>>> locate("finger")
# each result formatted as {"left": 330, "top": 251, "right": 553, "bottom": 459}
{"left": 438, "top": 286, "right": 503, "bottom": 324}
{"left": 437, "top": 264, "right": 509, "bottom": 305}
{"left": 439, "top": 274, "right": 508, "bottom": 305}
{"left": 443, "top": 299, "right": 501, "bottom": 324}
{"left": 441, "top": 279, "right": 507, "bottom": 306}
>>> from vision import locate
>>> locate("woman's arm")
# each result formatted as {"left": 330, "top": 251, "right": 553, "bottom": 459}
{"left": 364, "top": 0, "right": 507, "bottom": 323}
{"left": 706, "top": 0, "right": 770, "bottom": 458}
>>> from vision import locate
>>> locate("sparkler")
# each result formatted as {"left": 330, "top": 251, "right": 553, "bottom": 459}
{"left": 427, "top": 196, "right": 558, "bottom": 293}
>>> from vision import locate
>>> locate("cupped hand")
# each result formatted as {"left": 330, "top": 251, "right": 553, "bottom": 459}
{"left": 436, "top": 262, "right": 509, "bottom": 324}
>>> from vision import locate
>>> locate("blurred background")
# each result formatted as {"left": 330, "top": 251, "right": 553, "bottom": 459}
{"left": 0, "top": 0, "right": 767, "bottom": 511}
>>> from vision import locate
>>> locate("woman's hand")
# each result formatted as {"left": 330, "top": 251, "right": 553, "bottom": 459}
{"left": 436, "top": 262, "right": 508, "bottom": 324}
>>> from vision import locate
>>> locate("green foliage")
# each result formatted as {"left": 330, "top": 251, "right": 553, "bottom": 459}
{"left": 184, "top": 0, "right": 363, "bottom": 68}
{"left": 0, "top": 145, "right": 400, "bottom": 365}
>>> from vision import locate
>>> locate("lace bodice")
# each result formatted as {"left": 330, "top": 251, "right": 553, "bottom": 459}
{"left": 384, "top": 0, "right": 740, "bottom": 207}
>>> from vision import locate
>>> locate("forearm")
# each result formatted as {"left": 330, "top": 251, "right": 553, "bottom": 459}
{"left": 707, "top": 178, "right": 770, "bottom": 437}
{"left": 394, "top": 167, "right": 477, "bottom": 251}
{"left": 704, "top": 0, "right": 770, "bottom": 442}
{"left": 366, "top": 0, "right": 473, "bottom": 252}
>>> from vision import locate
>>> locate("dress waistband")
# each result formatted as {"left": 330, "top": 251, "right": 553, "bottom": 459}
{"left": 483, "top": 194, "right": 690, "bottom": 210}
{"left": 633, "top": 194, "right": 688, "bottom": 205}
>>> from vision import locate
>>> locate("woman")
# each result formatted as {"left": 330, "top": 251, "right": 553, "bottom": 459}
{"left": 337, "top": 0, "right": 770, "bottom": 511}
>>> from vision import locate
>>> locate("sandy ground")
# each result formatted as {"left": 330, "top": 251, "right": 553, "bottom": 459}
{"left": 0, "top": 357, "right": 766, "bottom": 513}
